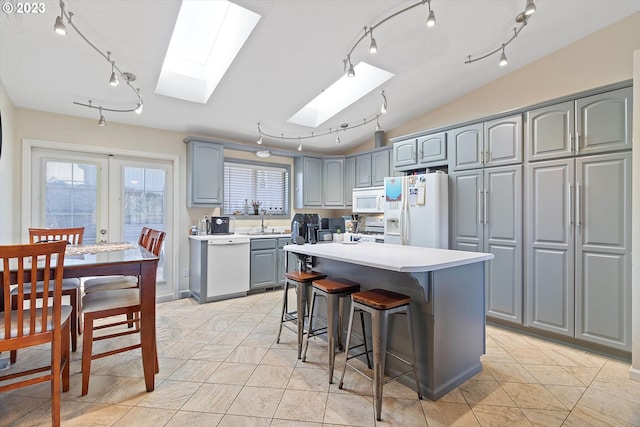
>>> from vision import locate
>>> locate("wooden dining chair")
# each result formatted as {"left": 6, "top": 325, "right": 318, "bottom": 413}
{"left": 1, "top": 241, "right": 71, "bottom": 427}
{"left": 9, "top": 227, "right": 84, "bottom": 361}
{"left": 80, "top": 228, "right": 165, "bottom": 395}
{"left": 82, "top": 227, "right": 152, "bottom": 293}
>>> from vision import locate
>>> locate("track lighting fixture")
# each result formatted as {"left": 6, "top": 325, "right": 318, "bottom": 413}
{"left": 499, "top": 46, "right": 508, "bottom": 66}
{"left": 426, "top": 0, "right": 436, "bottom": 27}
{"left": 368, "top": 28, "right": 377, "bottom": 54}
{"left": 342, "top": 1, "right": 435, "bottom": 76}
{"left": 525, "top": 0, "right": 536, "bottom": 16}
{"left": 465, "top": 0, "right": 534, "bottom": 67}
{"left": 54, "top": 1, "right": 143, "bottom": 126}
{"left": 254, "top": 91, "right": 387, "bottom": 152}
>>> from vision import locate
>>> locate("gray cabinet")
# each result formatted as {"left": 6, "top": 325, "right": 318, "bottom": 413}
{"left": 372, "top": 149, "right": 390, "bottom": 186}
{"left": 526, "top": 87, "right": 632, "bottom": 162}
{"left": 323, "top": 158, "right": 345, "bottom": 206}
{"left": 277, "top": 237, "right": 295, "bottom": 285}
{"left": 294, "top": 156, "right": 323, "bottom": 208}
{"left": 450, "top": 165, "right": 522, "bottom": 323}
{"left": 525, "top": 152, "right": 631, "bottom": 350}
{"left": 345, "top": 156, "right": 356, "bottom": 206}
{"left": 355, "top": 148, "right": 390, "bottom": 188}
{"left": 393, "top": 131, "right": 447, "bottom": 171}
{"left": 449, "top": 115, "right": 522, "bottom": 172}
{"left": 185, "top": 139, "right": 223, "bottom": 207}
{"left": 250, "top": 238, "right": 278, "bottom": 289}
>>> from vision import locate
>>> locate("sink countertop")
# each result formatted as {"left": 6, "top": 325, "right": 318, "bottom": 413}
{"left": 285, "top": 242, "right": 494, "bottom": 273}
{"left": 189, "top": 233, "right": 291, "bottom": 240}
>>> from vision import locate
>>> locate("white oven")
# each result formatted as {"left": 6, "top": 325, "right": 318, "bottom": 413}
{"left": 352, "top": 187, "right": 384, "bottom": 213}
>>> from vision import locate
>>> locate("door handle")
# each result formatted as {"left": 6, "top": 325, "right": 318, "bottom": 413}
{"left": 576, "top": 182, "right": 581, "bottom": 228}
{"left": 478, "top": 190, "right": 483, "bottom": 224}
{"left": 575, "top": 132, "right": 580, "bottom": 153}
{"left": 484, "top": 189, "right": 488, "bottom": 225}
{"left": 569, "top": 183, "right": 574, "bottom": 226}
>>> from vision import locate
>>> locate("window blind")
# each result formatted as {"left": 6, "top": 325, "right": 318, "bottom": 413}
{"left": 223, "top": 161, "right": 289, "bottom": 215}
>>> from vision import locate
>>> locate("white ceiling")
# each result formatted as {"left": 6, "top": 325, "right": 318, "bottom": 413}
{"left": 1, "top": 0, "right": 639, "bottom": 154}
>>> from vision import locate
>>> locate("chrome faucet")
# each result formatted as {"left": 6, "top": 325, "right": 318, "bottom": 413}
{"left": 259, "top": 209, "right": 267, "bottom": 233}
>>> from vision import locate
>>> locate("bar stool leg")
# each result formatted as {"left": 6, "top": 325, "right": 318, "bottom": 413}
{"left": 326, "top": 293, "right": 340, "bottom": 383}
{"left": 301, "top": 288, "right": 318, "bottom": 362}
{"left": 296, "top": 281, "right": 308, "bottom": 359}
{"left": 405, "top": 306, "right": 422, "bottom": 400}
{"left": 371, "top": 308, "right": 389, "bottom": 422}
{"left": 338, "top": 302, "right": 356, "bottom": 389}
{"left": 276, "top": 281, "right": 290, "bottom": 344}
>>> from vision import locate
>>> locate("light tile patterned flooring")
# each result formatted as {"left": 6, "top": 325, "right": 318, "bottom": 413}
{"left": 2, "top": 289, "right": 640, "bottom": 426}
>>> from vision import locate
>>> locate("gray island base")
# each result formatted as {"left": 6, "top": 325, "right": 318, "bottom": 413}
{"left": 284, "top": 242, "right": 493, "bottom": 400}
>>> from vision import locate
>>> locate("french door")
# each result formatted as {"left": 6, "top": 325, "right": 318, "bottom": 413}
{"left": 30, "top": 148, "right": 175, "bottom": 300}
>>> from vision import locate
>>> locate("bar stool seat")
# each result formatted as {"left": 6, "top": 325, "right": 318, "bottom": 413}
{"left": 301, "top": 278, "right": 364, "bottom": 383}
{"left": 338, "top": 288, "right": 422, "bottom": 421}
{"left": 276, "top": 270, "right": 327, "bottom": 359}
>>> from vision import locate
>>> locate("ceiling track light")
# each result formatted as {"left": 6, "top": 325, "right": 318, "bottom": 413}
{"left": 342, "top": 0, "right": 435, "bottom": 75}
{"left": 254, "top": 91, "right": 387, "bottom": 151}
{"left": 54, "top": 1, "right": 143, "bottom": 125}
{"left": 465, "top": 0, "right": 534, "bottom": 67}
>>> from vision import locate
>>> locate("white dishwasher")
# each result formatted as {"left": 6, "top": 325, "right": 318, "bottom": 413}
{"left": 206, "top": 235, "right": 250, "bottom": 300}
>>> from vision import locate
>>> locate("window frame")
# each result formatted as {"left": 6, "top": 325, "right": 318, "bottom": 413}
{"left": 223, "top": 158, "right": 291, "bottom": 218}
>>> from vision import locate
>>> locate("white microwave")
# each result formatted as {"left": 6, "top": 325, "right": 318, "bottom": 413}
{"left": 352, "top": 187, "right": 385, "bottom": 213}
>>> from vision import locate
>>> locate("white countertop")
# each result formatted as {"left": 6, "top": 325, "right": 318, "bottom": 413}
{"left": 284, "top": 242, "right": 494, "bottom": 273}
{"left": 189, "top": 233, "right": 291, "bottom": 241}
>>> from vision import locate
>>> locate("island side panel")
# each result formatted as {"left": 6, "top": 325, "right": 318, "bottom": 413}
{"left": 308, "top": 255, "right": 486, "bottom": 400}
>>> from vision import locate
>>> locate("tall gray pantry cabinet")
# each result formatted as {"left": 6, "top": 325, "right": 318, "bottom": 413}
{"left": 449, "top": 114, "right": 523, "bottom": 324}
{"left": 525, "top": 87, "right": 632, "bottom": 351}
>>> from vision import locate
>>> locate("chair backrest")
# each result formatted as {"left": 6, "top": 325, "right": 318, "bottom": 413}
{"left": 1, "top": 241, "right": 67, "bottom": 345}
{"left": 138, "top": 227, "right": 152, "bottom": 246}
{"left": 29, "top": 227, "right": 84, "bottom": 245}
{"left": 144, "top": 229, "right": 166, "bottom": 257}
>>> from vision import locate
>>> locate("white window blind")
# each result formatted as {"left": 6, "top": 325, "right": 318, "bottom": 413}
{"left": 223, "top": 161, "right": 289, "bottom": 215}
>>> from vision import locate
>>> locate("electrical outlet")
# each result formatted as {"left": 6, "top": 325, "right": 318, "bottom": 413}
{"left": 182, "top": 267, "right": 189, "bottom": 277}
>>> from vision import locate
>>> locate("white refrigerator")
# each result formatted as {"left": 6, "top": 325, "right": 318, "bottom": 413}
{"left": 383, "top": 172, "right": 448, "bottom": 248}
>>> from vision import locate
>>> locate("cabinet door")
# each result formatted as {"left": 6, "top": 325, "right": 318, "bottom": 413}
{"left": 576, "top": 87, "right": 632, "bottom": 156}
{"left": 371, "top": 149, "right": 390, "bottom": 186}
{"left": 355, "top": 153, "right": 372, "bottom": 188}
{"left": 526, "top": 101, "right": 574, "bottom": 161}
{"left": 393, "top": 139, "right": 417, "bottom": 168}
{"left": 484, "top": 115, "right": 522, "bottom": 167}
{"left": 417, "top": 132, "right": 447, "bottom": 166}
{"left": 303, "top": 157, "right": 323, "bottom": 206}
{"left": 323, "top": 158, "right": 345, "bottom": 206}
{"left": 525, "top": 159, "right": 574, "bottom": 336}
{"left": 450, "top": 170, "right": 484, "bottom": 252}
{"left": 250, "top": 249, "right": 277, "bottom": 289}
{"left": 575, "top": 152, "right": 631, "bottom": 350}
{"left": 187, "top": 141, "right": 223, "bottom": 206}
{"left": 449, "top": 123, "right": 483, "bottom": 171}
{"left": 344, "top": 156, "right": 356, "bottom": 206}
{"left": 484, "top": 165, "right": 522, "bottom": 324}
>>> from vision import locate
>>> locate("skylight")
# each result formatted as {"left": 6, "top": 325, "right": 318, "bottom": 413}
{"left": 155, "top": 1, "right": 261, "bottom": 104}
{"left": 287, "top": 62, "right": 394, "bottom": 128}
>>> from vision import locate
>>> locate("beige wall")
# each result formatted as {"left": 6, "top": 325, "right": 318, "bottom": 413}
{"left": 0, "top": 80, "right": 17, "bottom": 244}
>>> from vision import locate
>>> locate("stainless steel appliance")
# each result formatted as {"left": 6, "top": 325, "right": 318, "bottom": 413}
{"left": 208, "top": 216, "right": 231, "bottom": 234}
{"left": 291, "top": 213, "right": 320, "bottom": 244}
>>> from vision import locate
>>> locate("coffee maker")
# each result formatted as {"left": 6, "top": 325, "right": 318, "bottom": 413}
{"left": 291, "top": 213, "right": 320, "bottom": 244}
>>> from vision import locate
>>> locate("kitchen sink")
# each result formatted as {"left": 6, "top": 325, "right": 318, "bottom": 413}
{"left": 246, "top": 231, "right": 289, "bottom": 236}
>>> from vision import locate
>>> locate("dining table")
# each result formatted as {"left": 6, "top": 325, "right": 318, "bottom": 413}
{"left": 0, "top": 242, "right": 160, "bottom": 392}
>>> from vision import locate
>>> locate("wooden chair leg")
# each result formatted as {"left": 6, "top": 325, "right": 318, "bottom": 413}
{"left": 69, "top": 290, "right": 78, "bottom": 352}
{"left": 51, "top": 328, "right": 62, "bottom": 427}
{"left": 10, "top": 295, "right": 18, "bottom": 364}
{"left": 62, "top": 318, "right": 70, "bottom": 392}
{"left": 81, "top": 314, "right": 94, "bottom": 396}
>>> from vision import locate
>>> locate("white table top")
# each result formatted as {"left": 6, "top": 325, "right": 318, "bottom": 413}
{"left": 284, "top": 242, "right": 494, "bottom": 273}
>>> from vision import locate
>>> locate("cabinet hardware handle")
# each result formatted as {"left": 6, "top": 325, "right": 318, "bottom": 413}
{"left": 575, "top": 132, "right": 580, "bottom": 153}
{"left": 478, "top": 190, "right": 483, "bottom": 224}
{"left": 484, "top": 189, "right": 488, "bottom": 224}
{"left": 569, "top": 183, "right": 574, "bottom": 226}
{"left": 569, "top": 133, "right": 573, "bottom": 153}
{"left": 576, "top": 182, "right": 581, "bottom": 228}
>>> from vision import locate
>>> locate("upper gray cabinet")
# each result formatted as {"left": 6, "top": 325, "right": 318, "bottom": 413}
{"left": 294, "top": 156, "right": 323, "bottom": 208}
{"left": 355, "top": 148, "right": 390, "bottom": 188}
{"left": 526, "top": 87, "right": 631, "bottom": 161}
{"left": 393, "top": 131, "right": 447, "bottom": 171}
{"left": 344, "top": 156, "right": 356, "bottom": 206}
{"left": 449, "top": 115, "right": 522, "bottom": 172}
{"left": 185, "top": 139, "right": 224, "bottom": 207}
{"left": 323, "top": 158, "right": 345, "bottom": 206}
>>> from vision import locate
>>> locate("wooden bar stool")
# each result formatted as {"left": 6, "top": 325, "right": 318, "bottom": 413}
{"left": 301, "top": 278, "right": 364, "bottom": 383}
{"left": 276, "top": 270, "right": 326, "bottom": 359}
{"left": 338, "top": 288, "right": 422, "bottom": 421}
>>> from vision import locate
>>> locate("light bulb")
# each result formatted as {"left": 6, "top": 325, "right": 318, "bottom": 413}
{"left": 135, "top": 103, "right": 143, "bottom": 114}
{"left": 98, "top": 114, "right": 106, "bottom": 127}
{"left": 54, "top": 16, "right": 67, "bottom": 35}
{"left": 257, "top": 136, "right": 263, "bottom": 145}
{"left": 427, "top": 10, "right": 436, "bottom": 27}
{"left": 499, "top": 49, "right": 508, "bottom": 67}
{"left": 347, "top": 62, "right": 355, "bottom": 77}
{"left": 525, "top": 0, "right": 536, "bottom": 16}
{"left": 109, "top": 71, "right": 119, "bottom": 86}
{"left": 369, "top": 34, "right": 377, "bottom": 54}
{"left": 297, "top": 143, "right": 302, "bottom": 152}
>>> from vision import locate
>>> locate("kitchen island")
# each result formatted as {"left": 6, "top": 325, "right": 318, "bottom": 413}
{"left": 284, "top": 241, "right": 493, "bottom": 400}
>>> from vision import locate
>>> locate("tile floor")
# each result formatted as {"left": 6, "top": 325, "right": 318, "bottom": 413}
{"left": 1, "top": 289, "right": 640, "bottom": 426}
